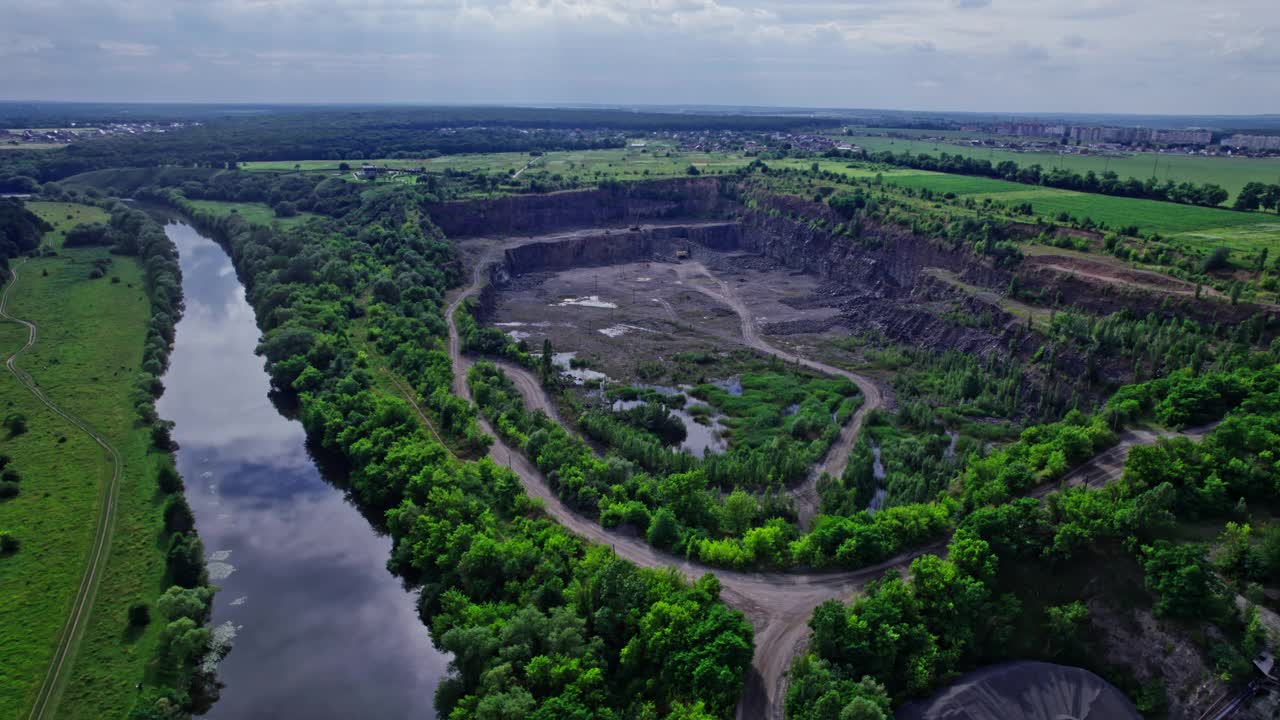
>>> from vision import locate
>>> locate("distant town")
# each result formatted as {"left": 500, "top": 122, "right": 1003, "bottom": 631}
{"left": 862, "top": 120, "right": 1280, "bottom": 157}
{"left": 0, "top": 121, "right": 200, "bottom": 148}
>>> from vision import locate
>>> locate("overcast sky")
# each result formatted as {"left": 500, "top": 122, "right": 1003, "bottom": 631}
{"left": 0, "top": 0, "right": 1276, "bottom": 115}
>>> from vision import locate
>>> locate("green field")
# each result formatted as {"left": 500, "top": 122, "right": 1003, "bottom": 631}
{"left": 970, "top": 188, "right": 1273, "bottom": 236}
{"left": 792, "top": 158, "right": 1280, "bottom": 253}
{"left": 880, "top": 173, "right": 1026, "bottom": 196}
{"left": 23, "top": 202, "right": 110, "bottom": 247}
{"left": 848, "top": 134, "right": 1280, "bottom": 202}
{"left": 242, "top": 152, "right": 535, "bottom": 174}
{"left": 244, "top": 142, "right": 751, "bottom": 185}
{"left": 537, "top": 144, "right": 749, "bottom": 181}
{"left": 0, "top": 204, "right": 170, "bottom": 719}
{"left": 185, "top": 198, "right": 318, "bottom": 228}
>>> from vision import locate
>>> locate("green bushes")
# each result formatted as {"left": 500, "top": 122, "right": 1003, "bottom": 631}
{"left": 959, "top": 410, "right": 1114, "bottom": 508}
{"left": 1141, "top": 542, "right": 1226, "bottom": 619}
{"left": 792, "top": 502, "right": 953, "bottom": 569}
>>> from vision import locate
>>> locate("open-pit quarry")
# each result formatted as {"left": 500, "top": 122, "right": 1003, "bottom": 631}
{"left": 430, "top": 178, "right": 1229, "bottom": 719}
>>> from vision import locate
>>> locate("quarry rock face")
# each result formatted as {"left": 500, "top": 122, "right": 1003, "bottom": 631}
{"left": 896, "top": 662, "right": 1143, "bottom": 720}
{"left": 498, "top": 223, "right": 743, "bottom": 277}
{"left": 436, "top": 179, "right": 1272, "bottom": 396}
{"left": 739, "top": 193, "right": 995, "bottom": 294}
{"left": 426, "top": 177, "right": 731, "bottom": 237}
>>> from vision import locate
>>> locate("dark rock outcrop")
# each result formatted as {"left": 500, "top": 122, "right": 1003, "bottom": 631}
{"left": 498, "top": 223, "right": 742, "bottom": 278}
{"left": 427, "top": 177, "right": 732, "bottom": 238}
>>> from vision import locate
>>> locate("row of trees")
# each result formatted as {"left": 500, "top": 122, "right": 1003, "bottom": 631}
{"left": 1232, "top": 181, "right": 1280, "bottom": 212}
{"left": 859, "top": 149, "right": 1234, "bottom": 208}
{"left": 0, "top": 198, "right": 50, "bottom": 268}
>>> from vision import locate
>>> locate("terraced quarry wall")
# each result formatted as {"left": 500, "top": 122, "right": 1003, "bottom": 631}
{"left": 426, "top": 177, "right": 732, "bottom": 237}
{"left": 500, "top": 223, "right": 742, "bottom": 275}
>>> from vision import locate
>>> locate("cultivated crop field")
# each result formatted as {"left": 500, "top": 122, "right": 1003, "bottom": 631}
{"left": 847, "top": 133, "right": 1280, "bottom": 201}
{"left": 970, "top": 188, "right": 1275, "bottom": 236}
{"left": 804, "top": 159, "right": 1280, "bottom": 252}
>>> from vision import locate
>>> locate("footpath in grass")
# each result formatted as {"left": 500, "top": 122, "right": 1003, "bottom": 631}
{"left": 0, "top": 203, "right": 172, "bottom": 720}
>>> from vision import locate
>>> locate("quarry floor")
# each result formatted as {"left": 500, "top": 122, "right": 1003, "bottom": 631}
{"left": 459, "top": 238, "right": 860, "bottom": 385}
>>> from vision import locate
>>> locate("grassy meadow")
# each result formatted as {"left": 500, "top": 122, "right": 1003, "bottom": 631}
{"left": 242, "top": 141, "right": 751, "bottom": 185}
{"left": 0, "top": 203, "right": 171, "bottom": 719}
{"left": 185, "top": 198, "right": 319, "bottom": 228}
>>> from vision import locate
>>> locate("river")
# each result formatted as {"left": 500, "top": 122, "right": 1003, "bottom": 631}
{"left": 154, "top": 220, "right": 448, "bottom": 718}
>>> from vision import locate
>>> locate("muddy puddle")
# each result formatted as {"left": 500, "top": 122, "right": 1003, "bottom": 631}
{"left": 607, "top": 385, "right": 729, "bottom": 458}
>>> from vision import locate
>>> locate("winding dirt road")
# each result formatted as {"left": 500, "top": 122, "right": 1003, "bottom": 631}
{"left": 2, "top": 261, "right": 125, "bottom": 720}
{"left": 444, "top": 259, "right": 928, "bottom": 718}
{"left": 437, "top": 233, "right": 1211, "bottom": 719}
{"left": 672, "top": 261, "right": 885, "bottom": 530}
{"left": 1029, "top": 423, "right": 1218, "bottom": 499}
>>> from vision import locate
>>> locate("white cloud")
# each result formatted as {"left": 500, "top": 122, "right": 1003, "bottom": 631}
{"left": 98, "top": 40, "right": 156, "bottom": 56}
{"left": 0, "top": 0, "right": 1274, "bottom": 113}
{"left": 0, "top": 33, "right": 53, "bottom": 56}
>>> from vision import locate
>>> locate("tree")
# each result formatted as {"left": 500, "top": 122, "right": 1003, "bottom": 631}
{"left": 1200, "top": 246, "right": 1231, "bottom": 273}
{"left": 722, "top": 490, "right": 756, "bottom": 535}
{"left": 1234, "top": 182, "right": 1266, "bottom": 211}
{"left": 163, "top": 495, "right": 196, "bottom": 534}
{"left": 157, "top": 585, "right": 215, "bottom": 622}
{"left": 4, "top": 413, "right": 27, "bottom": 436}
{"left": 129, "top": 602, "right": 152, "bottom": 627}
{"left": 157, "top": 463, "right": 183, "bottom": 494}
{"left": 0, "top": 530, "right": 18, "bottom": 555}
{"left": 540, "top": 339, "right": 554, "bottom": 381}
{"left": 166, "top": 533, "right": 207, "bottom": 588}
{"left": 647, "top": 508, "right": 680, "bottom": 549}
{"left": 785, "top": 654, "right": 892, "bottom": 720}
{"left": 1141, "top": 542, "right": 1224, "bottom": 618}
{"left": 1043, "top": 601, "right": 1089, "bottom": 658}
{"left": 1217, "top": 522, "right": 1260, "bottom": 582}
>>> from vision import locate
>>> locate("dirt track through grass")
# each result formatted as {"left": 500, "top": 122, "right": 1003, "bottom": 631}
{"left": 1, "top": 261, "right": 124, "bottom": 720}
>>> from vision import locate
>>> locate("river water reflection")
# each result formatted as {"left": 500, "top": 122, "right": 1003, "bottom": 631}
{"left": 155, "top": 221, "right": 447, "bottom": 719}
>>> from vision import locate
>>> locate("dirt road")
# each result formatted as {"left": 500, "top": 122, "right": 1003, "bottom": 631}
{"left": 674, "top": 261, "right": 885, "bottom": 529}
{"left": 1029, "top": 423, "right": 1217, "bottom": 499}
{"left": 437, "top": 233, "right": 1209, "bottom": 719}
{"left": 445, "top": 260, "right": 926, "bottom": 718}
{"left": 2, "top": 261, "right": 125, "bottom": 720}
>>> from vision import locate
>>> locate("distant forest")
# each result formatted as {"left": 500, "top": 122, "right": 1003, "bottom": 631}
{"left": 0, "top": 106, "right": 838, "bottom": 185}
